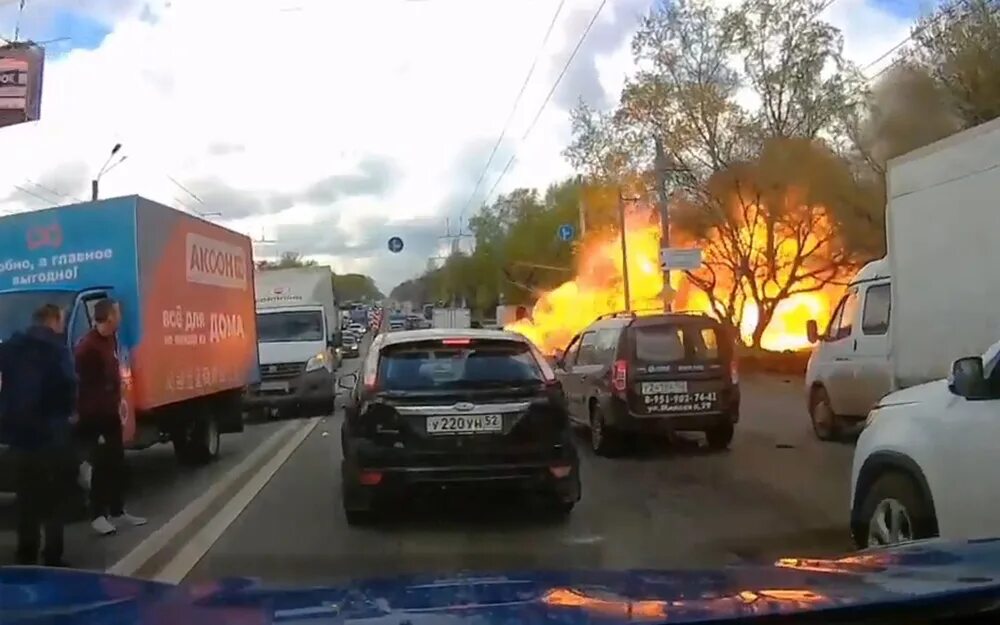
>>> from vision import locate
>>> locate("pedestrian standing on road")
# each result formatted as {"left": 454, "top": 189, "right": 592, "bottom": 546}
{"left": 0, "top": 303, "right": 78, "bottom": 566}
{"left": 75, "top": 298, "right": 146, "bottom": 536}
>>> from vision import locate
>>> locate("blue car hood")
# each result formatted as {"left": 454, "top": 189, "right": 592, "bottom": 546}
{"left": 4, "top": 538, "right": 1000, "bottom": 624}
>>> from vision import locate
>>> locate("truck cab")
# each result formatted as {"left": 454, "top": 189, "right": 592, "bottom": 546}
{"left": 804, "top": 258, "right": 892, "bottom": 440}
{"left": 245, "top": 303, "right": 336, "bottom": 418}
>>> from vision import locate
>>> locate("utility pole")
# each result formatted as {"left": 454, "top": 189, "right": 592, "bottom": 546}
{"left": 618, "top": 190, "right": 632, "bottom": 313}
{"left": 578, "top": 195, "right": 587, "bottom": 237}
{"left": 654, "top": 136, "right": 672, "bottom": 312}
{"left": 436, "top": 217, "right": 474, "bottom": 309}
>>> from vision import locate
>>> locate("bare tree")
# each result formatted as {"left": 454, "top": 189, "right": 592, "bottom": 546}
{"left": 675, "top": 138, "right": 867, "bottom": 347}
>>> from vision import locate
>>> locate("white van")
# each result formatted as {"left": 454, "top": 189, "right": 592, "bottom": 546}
{"left": 804, "top": 258, "right": 891, "bottom": 439}
{"left": 806, "top": 114, "right": 1000, "bottom": 441}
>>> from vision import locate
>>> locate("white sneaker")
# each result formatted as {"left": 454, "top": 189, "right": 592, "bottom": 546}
{"left": 91, "top": 516, "right": 116, "bottom": 536}
{"left": 111, "top": 512, "right": 147, "bottom": 527}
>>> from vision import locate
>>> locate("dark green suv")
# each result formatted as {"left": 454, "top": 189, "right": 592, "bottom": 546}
{"left": 553, "top": 311, "right": 740, "bottom": 455}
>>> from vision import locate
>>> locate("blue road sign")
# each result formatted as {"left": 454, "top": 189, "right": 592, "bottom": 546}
{"left": 557, "top": 223, "right": 575, "bottom": 241}
{"left": 387, "top": 236, "right": 404, "bottom": 253}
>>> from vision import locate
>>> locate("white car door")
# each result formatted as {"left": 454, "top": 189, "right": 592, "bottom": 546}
{"left": 937, "top": 392, "right": 1000, "bottom": 539}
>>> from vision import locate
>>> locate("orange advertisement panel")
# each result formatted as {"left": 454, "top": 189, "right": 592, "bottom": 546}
{"left": 131, "top": 199, "right": 259, "bottom": 410}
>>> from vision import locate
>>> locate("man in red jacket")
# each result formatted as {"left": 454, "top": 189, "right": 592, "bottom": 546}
{"left": 75, "top": 298, "right": 146, "bottom": 536}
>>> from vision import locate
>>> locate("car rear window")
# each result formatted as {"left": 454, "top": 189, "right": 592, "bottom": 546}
{"left": 378, "top": 339, "right": 543, "bottom": 390}
{"left": 631, "top": 323, "right": 721, "bottom": 364}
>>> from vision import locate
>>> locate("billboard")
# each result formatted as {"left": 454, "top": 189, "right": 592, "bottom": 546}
{"left": 0, "top": 42, "right": 44, "bottom": 130}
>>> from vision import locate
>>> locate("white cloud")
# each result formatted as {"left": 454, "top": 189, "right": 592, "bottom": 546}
{"left": 0, "top": 0, "right": 921, "bottom": 291}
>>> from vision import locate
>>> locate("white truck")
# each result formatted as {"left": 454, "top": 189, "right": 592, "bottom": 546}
{"left": 805, "top": 115, "right": 1000, "bottom": 440}
{"left": 432, "top": 307, "right": 471, "bottom": 329}
{"left": 245, "top": 266, "right": 338, "bottom": 418}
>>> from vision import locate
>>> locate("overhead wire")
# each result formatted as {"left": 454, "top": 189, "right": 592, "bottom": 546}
{"left": 458, "top": 0, "right": 568, "bottom": 222}
{"left": 482, "top": 0, "right": 610, "bottom": 205}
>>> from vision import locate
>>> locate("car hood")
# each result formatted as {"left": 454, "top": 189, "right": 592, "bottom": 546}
{"left": 875, "top": 379, "right": 949, "bottom": 409}
{"left": 4, "top": 538, "right": 1000, "bottom": 624}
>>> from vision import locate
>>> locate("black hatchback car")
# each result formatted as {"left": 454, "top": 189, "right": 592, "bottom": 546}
{"left": 554, "top": 311, "right": 739, "bottom": 455}
{"left": 337, "top": 328, "right": 580, "bottom": 525}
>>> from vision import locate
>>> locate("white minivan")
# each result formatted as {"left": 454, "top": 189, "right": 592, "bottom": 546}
{"left": 804, "top": 258, "right": 892, "bottom": 440}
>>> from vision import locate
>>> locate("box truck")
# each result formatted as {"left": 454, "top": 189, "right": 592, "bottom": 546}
{"left": 804, "top": 116, "right": 1000, "bottom": 439}
{"left": 0, "top": 196, "right": 258, "bottom": 472}
{"left": 432, "top": 307, "right": 471, "bottom": 329}
{"left": 245, "top": 266, "right": 337, "bottom": 417}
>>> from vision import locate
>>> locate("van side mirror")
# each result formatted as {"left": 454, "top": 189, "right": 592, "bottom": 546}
{"left": 950, "top": 356, "right": 986, "bottom": 398}
{"left": 806, "top": 319, "right": 819, "bottom": 343}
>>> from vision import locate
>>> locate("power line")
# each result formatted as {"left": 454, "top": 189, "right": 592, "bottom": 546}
{"left": 12, "top": 183, "right": 51, "bottom": 205}
{"left": 459, "top": 0, "right": 568, "bottom": 221}
{"left": 167, "top": 175, "right": 204, "bottom": 204}
{"left": 482, "top": 0, "right": 610, "bottom": 205}
{"left": 24, "top": 179, "right": 81, "bottom": 203}
{"left": 861, "top": 0, "right": 995, "bottom": 84}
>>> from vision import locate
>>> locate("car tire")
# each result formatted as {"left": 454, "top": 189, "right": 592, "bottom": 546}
{"left": 589, "top": 404, "right": 618, "bottom": 457}
{"left": 705, "top": 422, "right": 734, "bottom": 450}
{"left": 548, "top": 500, "right": 575, "bottom": 519}
{"left": 809, "top": 387, "right": 843, "bottom": 441}
{"left": 856, "top": 472, "right": 936, "bottom": 548}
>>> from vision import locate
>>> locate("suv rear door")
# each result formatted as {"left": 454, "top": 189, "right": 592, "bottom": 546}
{"left": 625, "top": 317, "right": 732, "bottom": 416}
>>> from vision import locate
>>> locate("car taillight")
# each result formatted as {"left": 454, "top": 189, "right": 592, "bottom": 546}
{"left": 611, "top": 359, "right": 628, "bottom": 393}
{"left": 730, "top": 358, "right": 739, "bottom": 384}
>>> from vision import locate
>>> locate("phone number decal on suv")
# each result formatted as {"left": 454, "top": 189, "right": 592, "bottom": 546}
{"left": 642, "top": 392, "right": 717, "bottom": 413}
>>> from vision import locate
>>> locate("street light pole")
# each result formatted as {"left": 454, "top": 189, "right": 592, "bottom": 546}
{"left": 91, "top": 143, "right": 123, "bottom": 201}
{"left": 654, "top": 137, "right": 672, "bottom": 312}
{"left": 618, "top": 189, "right": 632, "bottom": 313}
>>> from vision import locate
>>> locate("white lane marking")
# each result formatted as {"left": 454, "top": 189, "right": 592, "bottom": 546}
{"left": 107, "top": 420, "right": 301, "bottom": 576}
{"left": 154, "top": 417, "right": 321, "bottom": 583}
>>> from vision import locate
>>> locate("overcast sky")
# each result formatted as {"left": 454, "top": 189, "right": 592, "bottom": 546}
{"left": 0, "top": 0, "right": 927, "bottom": 292}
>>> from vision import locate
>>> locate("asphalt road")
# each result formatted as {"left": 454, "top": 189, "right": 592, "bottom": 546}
{"left": 1, "top": 332, "right": 857, "bottom": 582}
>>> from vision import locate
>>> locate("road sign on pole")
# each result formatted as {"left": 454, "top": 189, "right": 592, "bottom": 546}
{"left": 387, "top": 236, "right": 404, "bottom": 253}
{"left": 660, "top": 247, "right": 702, "bottom": 271}
{"left": 557, "top": 223, "right": 575, "bottom": 241}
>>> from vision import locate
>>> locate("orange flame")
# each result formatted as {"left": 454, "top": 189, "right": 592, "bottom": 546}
{"left": 506, "top": 203, "right": 841, "bottom": 354}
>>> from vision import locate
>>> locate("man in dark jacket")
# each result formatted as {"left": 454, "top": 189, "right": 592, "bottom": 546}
{"left": 75, "top": 298, "right": 146, "bottom": 536}
{"left": 0, "top": 303, "right": 77, "bottom": 566}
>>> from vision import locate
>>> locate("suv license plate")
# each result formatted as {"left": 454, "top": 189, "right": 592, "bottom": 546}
{"left": 427, "top": 414, "right": 503, "bottom": 435}
{"left": 641, "top": 381, "right": 687, "bottom": 394}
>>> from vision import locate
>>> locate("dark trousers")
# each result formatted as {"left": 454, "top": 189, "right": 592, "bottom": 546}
{"left": 15, "top": 445, "right": 75, "bottom": 565}
{"left": 81, "top": 415, "right": 126, "bottom": 519}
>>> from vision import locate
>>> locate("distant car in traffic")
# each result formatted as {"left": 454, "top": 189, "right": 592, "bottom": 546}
{"left": 387, "top": 315, "right": 406, "bottom": 331}
{"left": 552, "top": 311, "right": 740, "bottom": 455}
{"left": 337, "top": 328, "right": 580, "bottom": 524}
{"left": 340, "top": 333, "right": 360, "bottom": 358}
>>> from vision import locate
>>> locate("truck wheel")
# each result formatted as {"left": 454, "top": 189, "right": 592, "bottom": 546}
{"left": 175, "top": 415, "right": 220, "bottom": 465}
{"left": 809, "top": 387, "right": 843, "bottom": 441}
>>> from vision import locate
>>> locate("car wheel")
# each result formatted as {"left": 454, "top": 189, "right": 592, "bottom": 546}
{"left": 809, "top": 387, "right": 842, "bottom": 441}
{"left": 856, "top": 472, "right": 936, "bottom": 548}
{"left": 548, "top": 500, "right": 575, "bottom": 519}
{"left": 589, "top": 405, "right": 618, "bottom": 457}
{"left": 705, "top": 422, "right": 734, "bottom": 450}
